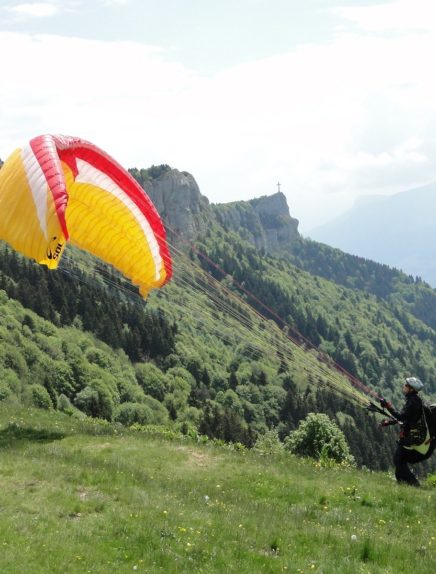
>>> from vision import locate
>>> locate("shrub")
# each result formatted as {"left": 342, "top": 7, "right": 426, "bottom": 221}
{"left": 31, "top": 384, "right": 53, "bottom": 410}
{"left": 284, "top": 412, "right": 355, "bottom": 465}
{"left": 44, "top": 360, "right": 77, "bottom": 398}
{"left": 143, "top": 395, "right": 169, "bottom": 425}
{"left": 0, "top": 380, "right": 11, "bottom": 401}
{"left": 2, "top": 368, "right": 21, "bottom": 395}
{"left": 74, "top": 380, "right": 115, "bottom": 420}
{"left": 114, "top": 402, "right": 154, "bottom": 426}
{"left": 253, "top": 428, "right": 284, "bottom": 456}
{"left": 3, "top": 345, "right": 28, "bottom": 378}
{"left": 57, "top": 393, "right": 74, "bottom": 414}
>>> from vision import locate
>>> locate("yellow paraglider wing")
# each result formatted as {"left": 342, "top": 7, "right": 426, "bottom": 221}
{"left": 0, "top": 134, "right": 172, "bottom": 297}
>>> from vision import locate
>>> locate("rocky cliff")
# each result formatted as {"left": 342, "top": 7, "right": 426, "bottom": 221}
{"left": 143, "top": 168, "right": 212, "bottom": 240}
{"left": 212, "top": 192, "right": 300, "bottom": 253}
{"left": 138, "top": 167, "right": 300, "bottom": 253}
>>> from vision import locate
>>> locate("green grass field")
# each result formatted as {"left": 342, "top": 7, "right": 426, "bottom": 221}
{"left": 0, "top": 405, "right": 434, "bottom": 573}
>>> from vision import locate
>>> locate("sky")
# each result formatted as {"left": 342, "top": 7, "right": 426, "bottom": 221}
{"left": 1, "top": 0, "right": 436, "bottom": 233}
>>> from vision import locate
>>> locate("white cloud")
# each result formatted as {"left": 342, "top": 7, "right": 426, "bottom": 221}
{"left": 4, "top": 2, "right": 61, "bottom": 18}
{"left": 101, "top": 0, "right": 131, "bottom": 5}
{"left": 334, "top": 0, "right": 436, "bottom": 33}
{"left": 1, "top": 1, "right": 436, "bottom": 231}
{"left": 0, "top": 32, "right": 200, "bottom": 165}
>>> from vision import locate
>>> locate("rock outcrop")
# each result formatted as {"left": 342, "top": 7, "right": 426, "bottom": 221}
{"left": 144, "top": 169, "right": 212, "bottom": 240}
{"left": 213, "top": 192, "right": 300, "bottom": 253}
{"left": 140, "top": 167, "right": 299, "bottom": 253}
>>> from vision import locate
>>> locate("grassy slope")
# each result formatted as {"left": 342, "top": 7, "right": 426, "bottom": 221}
{"left": 0, "top": 405, "right": 434, "bottom": 574}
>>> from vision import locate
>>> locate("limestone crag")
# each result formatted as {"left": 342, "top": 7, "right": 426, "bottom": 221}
{"left": 251, "top": 192, "right": 300, "bottom": 250}
{"left": 142, "top": 167, "right": 300, "bottom": 254}
{"left": 144, "top": 169, "right": 211, "bottom": 239}
{"left": 213, "top": 192, "right": 300, "bottom": 253}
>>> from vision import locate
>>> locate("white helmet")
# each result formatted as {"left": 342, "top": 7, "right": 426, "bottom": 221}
{"left": 405, "top": 377, "right": 424, "bottom": 391}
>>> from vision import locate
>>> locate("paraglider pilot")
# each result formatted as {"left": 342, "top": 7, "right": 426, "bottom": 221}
{"left": 380, "top": 377, "right": 435, "bottom": 487}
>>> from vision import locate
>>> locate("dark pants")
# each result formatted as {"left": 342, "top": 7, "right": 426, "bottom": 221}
{"left": 393, "top": 439, "right": 436, "bottom": 486}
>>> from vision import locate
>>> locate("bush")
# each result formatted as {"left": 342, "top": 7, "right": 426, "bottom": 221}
{"left": 284, "top": 412, "right": 355, "bottom": 466}
{"left": 114, "top": 402, "right": 154, "bottom": 426}
{"left": 57, "top": 393, "right": 75, "bottom": 414}
{"left": 253, "top": 428, "right": 284, "bottom": 456}
{"left": 143, "top": 395, "right": 169, "bottom": 425}
{"left": 45, "top": 361, "right": 77, "bottom": 398}
{"left": 2, "top": 368, "right": 21, "bottom": 395}
{"left": 31, "top": 384, "right": 53, "bottom": 410}
{"left": 74, "top": 380, "right": 115, "bottom": 420}
{"left": 0, "top": 380, "right": 12, "bottom": 401}
{"left": 3, "top": 345, "right": 28, "bottom": 378}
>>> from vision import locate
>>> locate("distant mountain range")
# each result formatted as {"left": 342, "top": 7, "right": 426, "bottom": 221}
{"left": 308, "top": 184, "right": 436, "bottom": 287}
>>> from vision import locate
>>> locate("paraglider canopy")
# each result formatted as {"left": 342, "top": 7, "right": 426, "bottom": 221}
{"left": 0, "top": 134, "right": 172, "bottom": 298}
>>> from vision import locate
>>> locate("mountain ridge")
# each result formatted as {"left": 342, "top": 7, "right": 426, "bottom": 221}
{"left": 1, "top": 161, "right": 436, "bottom": 473}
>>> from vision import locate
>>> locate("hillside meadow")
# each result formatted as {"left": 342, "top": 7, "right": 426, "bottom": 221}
{"left": 0, "top": 405, "right": 434, "bottom": 574}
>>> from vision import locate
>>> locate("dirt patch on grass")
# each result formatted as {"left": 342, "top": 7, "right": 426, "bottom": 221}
{"left": 77, "top": 486, "right": 91, "bottom": 500}
{"left": 83, "top": 441, "right": 114, "bottom": 451}
{"left": 175, "top": 446, "right": 216, "bottom": 468}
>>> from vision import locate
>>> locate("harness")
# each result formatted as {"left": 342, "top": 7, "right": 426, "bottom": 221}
{"left": 403, "top": 405, "right": 432, "bottom": 455}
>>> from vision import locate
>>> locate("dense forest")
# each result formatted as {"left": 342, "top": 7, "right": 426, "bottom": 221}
{"left": 1, "top": 164, "right": 436, "bottom": 473}
{"left": 195, "top": 226, "right": 436, "bottom": 396}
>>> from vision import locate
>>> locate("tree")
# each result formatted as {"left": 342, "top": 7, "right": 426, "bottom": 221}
{"left": 135, "top": 362, "right": 168, "bottom": 401}
{"left": 253, "top": 428, "right": 284, "bottom": 455}
{"left": 114, "top": 402, "right": 154, "bottom": 426}
{"left": 284, "top": 412, "right": 355, "bottom": 465}
{"left": 31, "top": 384, "right": 53, "bottom": 410}
{"left": 74, "top": 380, "right": 115, "bottom": 420}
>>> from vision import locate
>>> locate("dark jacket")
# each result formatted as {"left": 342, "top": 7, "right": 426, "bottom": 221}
{"left": 388, "top": 392, "right": 426, "bottom": 446}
